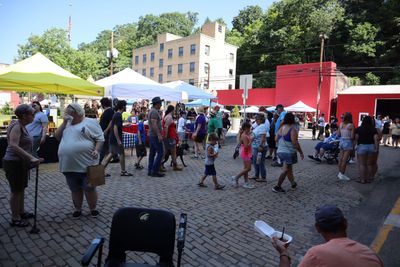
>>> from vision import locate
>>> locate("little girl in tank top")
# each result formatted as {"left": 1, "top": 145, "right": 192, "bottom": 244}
{"left": 231, "top": 122, "right": 255, "bottom": 189}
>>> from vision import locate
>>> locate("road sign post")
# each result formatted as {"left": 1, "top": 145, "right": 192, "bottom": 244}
{"left": 240, "top": 74, "right": 253, "bottom": 122}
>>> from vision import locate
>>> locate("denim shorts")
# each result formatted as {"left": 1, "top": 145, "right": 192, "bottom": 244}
{"left": 63, "top": 172, "right": 95, "bottom": 192}
{"left": 357, "top": 144, "right": 377, "bottom": 155}
{"left": 277, "top": 152, "right": 297, "bottom": 165}
{"left": 339, "top": 139, "right": 353, "bottom": 151}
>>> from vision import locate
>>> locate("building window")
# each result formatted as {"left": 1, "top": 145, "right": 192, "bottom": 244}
{"left": 135, "top": 55, "right": 139, "bottom": 65}
{"left": 228, "top": 84, "right": 233, "bottom": 89}
{"left": 178, "top": 64, "right": 183, "bottom": 74}
{"left": 142, "top": 68, "right": 146, "bottom": 76}
{"left": 230, "top": 53, "right": 234, "bottom": 62}
{"left": 159, "top": 59, "right": 164, "bottom": 68}
{"left": 160, "top": 43, "right": 164, "bottom": 52}
{"left": 190, "top": 62, "right": 195, "bottom": 72}
{"left": 190, "top": 44, "right": 196, "bottom": 55}
{"left": 205, "top": 45, "right": 210, "bottom": 56}
{"left": 167, "top": 65, "right": 172, "bottom": 75}
{"left": 204, "top": 63, "right": 210, "bottom": 74}
{"left": 150, "top": 67, "right": 154, "bottom": 77}
{"left": 229, "top": 69, "right": 233, "bottom": 77}
{"left": 189, "top": 79, "right": 194, "bottom": 85}
{"left": 151, "top": 52, "right": 155, "bottom": 62}
{"left": 168, "top": 48, "right": 173, "bottom": 59}
{"left": 158, "top": 74, "right": 163, "bottom": 83}
{"left": 218, "top": 25, "right": 222, "bottom": 32}
{"left": 179, "top": 46, "right": 183, "bottom": 57}
{"left": 143, "top": 54, "right": 147, "bottom": 63}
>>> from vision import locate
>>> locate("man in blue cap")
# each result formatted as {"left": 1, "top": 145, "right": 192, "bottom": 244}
{"left": 272, "top": 204, "right": 383, "bottom": 267}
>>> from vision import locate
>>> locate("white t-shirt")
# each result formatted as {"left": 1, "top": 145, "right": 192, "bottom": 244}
{"left": 177, "top": 117, "right": 186, "bottom": 133}
{"left": 26, "top": 111, "right": 48, "bottom": 137}
{"left": 318, "top": 116, "right": 325, "bottom": 127}
{"left": 58, "top": 118, "right": 104, "bottom": 173}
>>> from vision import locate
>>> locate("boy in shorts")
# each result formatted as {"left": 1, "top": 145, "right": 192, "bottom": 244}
{"left": 197, "top": 133, "right": 225, "bottom": 190}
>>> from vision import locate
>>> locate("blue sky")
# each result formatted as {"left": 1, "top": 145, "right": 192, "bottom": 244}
{"left": 0, "top": 0, "right": 273, "bottom": 64}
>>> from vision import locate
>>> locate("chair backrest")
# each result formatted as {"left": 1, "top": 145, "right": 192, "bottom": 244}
{"left": 107, "top": 207, "right": 176, "bottom": 266}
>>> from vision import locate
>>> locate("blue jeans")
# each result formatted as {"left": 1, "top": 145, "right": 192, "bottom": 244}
{"left": 252, "top": 147, "right": 267, "bottom": 179}
{"left": 148, "top": 136, "right": 164, "bottom": 175}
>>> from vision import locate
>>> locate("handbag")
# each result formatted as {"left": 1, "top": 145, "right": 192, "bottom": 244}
{"left": 87, "top": 164, "right": 105, "bottom": 187}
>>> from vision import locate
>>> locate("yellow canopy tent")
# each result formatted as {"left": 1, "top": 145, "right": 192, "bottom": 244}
{"left": 0, "top": 53, "right": 104, "bottom": 96}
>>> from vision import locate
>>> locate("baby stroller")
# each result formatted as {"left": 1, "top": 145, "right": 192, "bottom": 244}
{"left": 323, "top": 140, "right": 340, "bottom": 164}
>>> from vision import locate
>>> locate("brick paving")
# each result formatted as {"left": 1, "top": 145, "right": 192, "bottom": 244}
{"left": 0, "top": 130, "right": 399, "bottom": 266}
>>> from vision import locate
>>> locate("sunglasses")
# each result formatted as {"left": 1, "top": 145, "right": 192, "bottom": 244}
{"left": 67, "top": 105, "right": 76, "bottom": 112}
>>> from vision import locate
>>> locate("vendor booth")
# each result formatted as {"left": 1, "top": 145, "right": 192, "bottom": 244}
{"left": 95, "top": 68, "right": 182, "bottom": 101}
{"left": 0, "top": 53, "right": 104, "bottom": 167}
{"left": 164, "top": 81, "right": 216, "bottom": 100}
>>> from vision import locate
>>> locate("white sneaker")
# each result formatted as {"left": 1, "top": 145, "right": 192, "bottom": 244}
{"left": 349, "top": 159, "right": 355, "bottom": 164}
{"left": 243, "top": 182, "right": 255, "bottom": 189}
{"left": 338, "top": 173, "right": 350, "bottom": 181}
{"left": 231, "top": 176, "right": 239, "bottom": 188}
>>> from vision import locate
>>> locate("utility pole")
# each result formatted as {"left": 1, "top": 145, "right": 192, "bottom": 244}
{"left": 316, "top": 33, "right": 328, "bottom": 120}
{"left": 67, "top": 2, "right": 72, "bottom": 43}
{"left": 107, "top": 31, "right": 119, "bottom": 76}
{"left": 110, "top": 31, "right": 114, "bottom": 75}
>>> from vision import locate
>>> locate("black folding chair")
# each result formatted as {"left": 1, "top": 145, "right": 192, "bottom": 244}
{"left": 81, "top": 207, "right": 187, "bottom": 267}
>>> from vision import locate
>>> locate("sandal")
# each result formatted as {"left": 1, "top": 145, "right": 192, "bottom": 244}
{"left": 197, "top": 182, "right": 207, "bottom": 188}
{"left": 20, "top": 212, "right": 34, "bottom": 219}
{"left": 215, "top": 184, "right": 225, "bottom": 190}
{"left": 121, "top": 171, "right": 133, "bottom": 176}
{"left": 10, "top": 219, "right": 29, "bottom": 227}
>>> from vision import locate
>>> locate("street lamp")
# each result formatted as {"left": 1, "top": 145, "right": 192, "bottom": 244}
{"left": 316, "top": 33, "right": 328, "bottom": 120}
{"left": 106, "top": 32, "right": 119, "bottom": 75}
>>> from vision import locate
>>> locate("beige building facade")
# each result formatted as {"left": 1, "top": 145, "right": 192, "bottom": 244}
{"left": 132, "top": 22, "right": 237, "bottom": 92}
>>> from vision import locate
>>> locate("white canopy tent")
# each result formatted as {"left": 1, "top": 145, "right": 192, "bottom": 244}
{"left": 285, "top": 101, "right": 316, "bottom": 112}
{"left": 186, "top": 99, "right": 218, "bottom": 107}
{"left": 164, "top": 80, "right": 216, "bottom": 100}
{"left": 239, "top": 106, "right": 259, "bottom": 113}
{"left": 95, "top": 68, "right": 183, "bottom": 101}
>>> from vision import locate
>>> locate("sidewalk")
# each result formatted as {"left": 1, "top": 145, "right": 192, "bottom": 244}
{"left": 0, "top": 132, "right": 398, "bottom": 266}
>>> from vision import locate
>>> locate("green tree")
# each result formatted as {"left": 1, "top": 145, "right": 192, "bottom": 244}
{"left": 364, "top": 72, "right": 380, "bottom": 85}
{"left": 137, "top": 12, "right": 198, "bottom": 42}
{"left": 232, "top": 5, "right": 264, "bottom": 34}
{"left": 17, "top": 28, "right": 73, "bottom": 67}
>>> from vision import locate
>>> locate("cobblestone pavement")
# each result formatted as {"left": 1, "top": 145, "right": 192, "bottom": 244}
{"left": 0, "top": 130, "right": 399, "bottom": 266}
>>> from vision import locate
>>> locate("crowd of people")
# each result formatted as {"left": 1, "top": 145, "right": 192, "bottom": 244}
{"left": 2, "top": 97, "right": 395, "bottom": 266}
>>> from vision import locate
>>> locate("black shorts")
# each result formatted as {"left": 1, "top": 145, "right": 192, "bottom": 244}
{"left": 3, "top": 160, "right": 29, "bottom": 192}
{"left": 217, "top": 128, "right": 222, "bottom": 138}
{"left": 195, "top": 133, "right": 206, "bottom": 143}
{"left": 204, "top": 164, "right": 216, "bottom": 176}
{"left": 135, "top": 144, "right": 147, "bottom": 157}
{"left": 267, "top": 136, "right": 276, "bottom": 149}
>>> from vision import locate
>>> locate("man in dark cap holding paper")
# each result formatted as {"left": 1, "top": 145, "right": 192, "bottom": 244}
{"left": 272, "top": 204, "right": 383, "bottom": 267}
{"left": 148, "top": 97, "right": 165, "bottom": 177}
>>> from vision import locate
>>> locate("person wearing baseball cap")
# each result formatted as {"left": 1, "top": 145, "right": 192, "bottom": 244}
{"left": 147, "top": 96, "right": 165, "bottom": 177}
{"left": 272, "top": 205, "right": 383, "bottom": 267}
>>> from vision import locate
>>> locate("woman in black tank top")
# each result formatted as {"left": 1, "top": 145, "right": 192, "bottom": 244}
{"left": 3, "top": 104, "right": 42, "bottom": 227}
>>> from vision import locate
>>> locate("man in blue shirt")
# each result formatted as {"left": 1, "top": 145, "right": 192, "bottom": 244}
{"left": 272, "top": 104, "right": 286, "bottom": 167}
